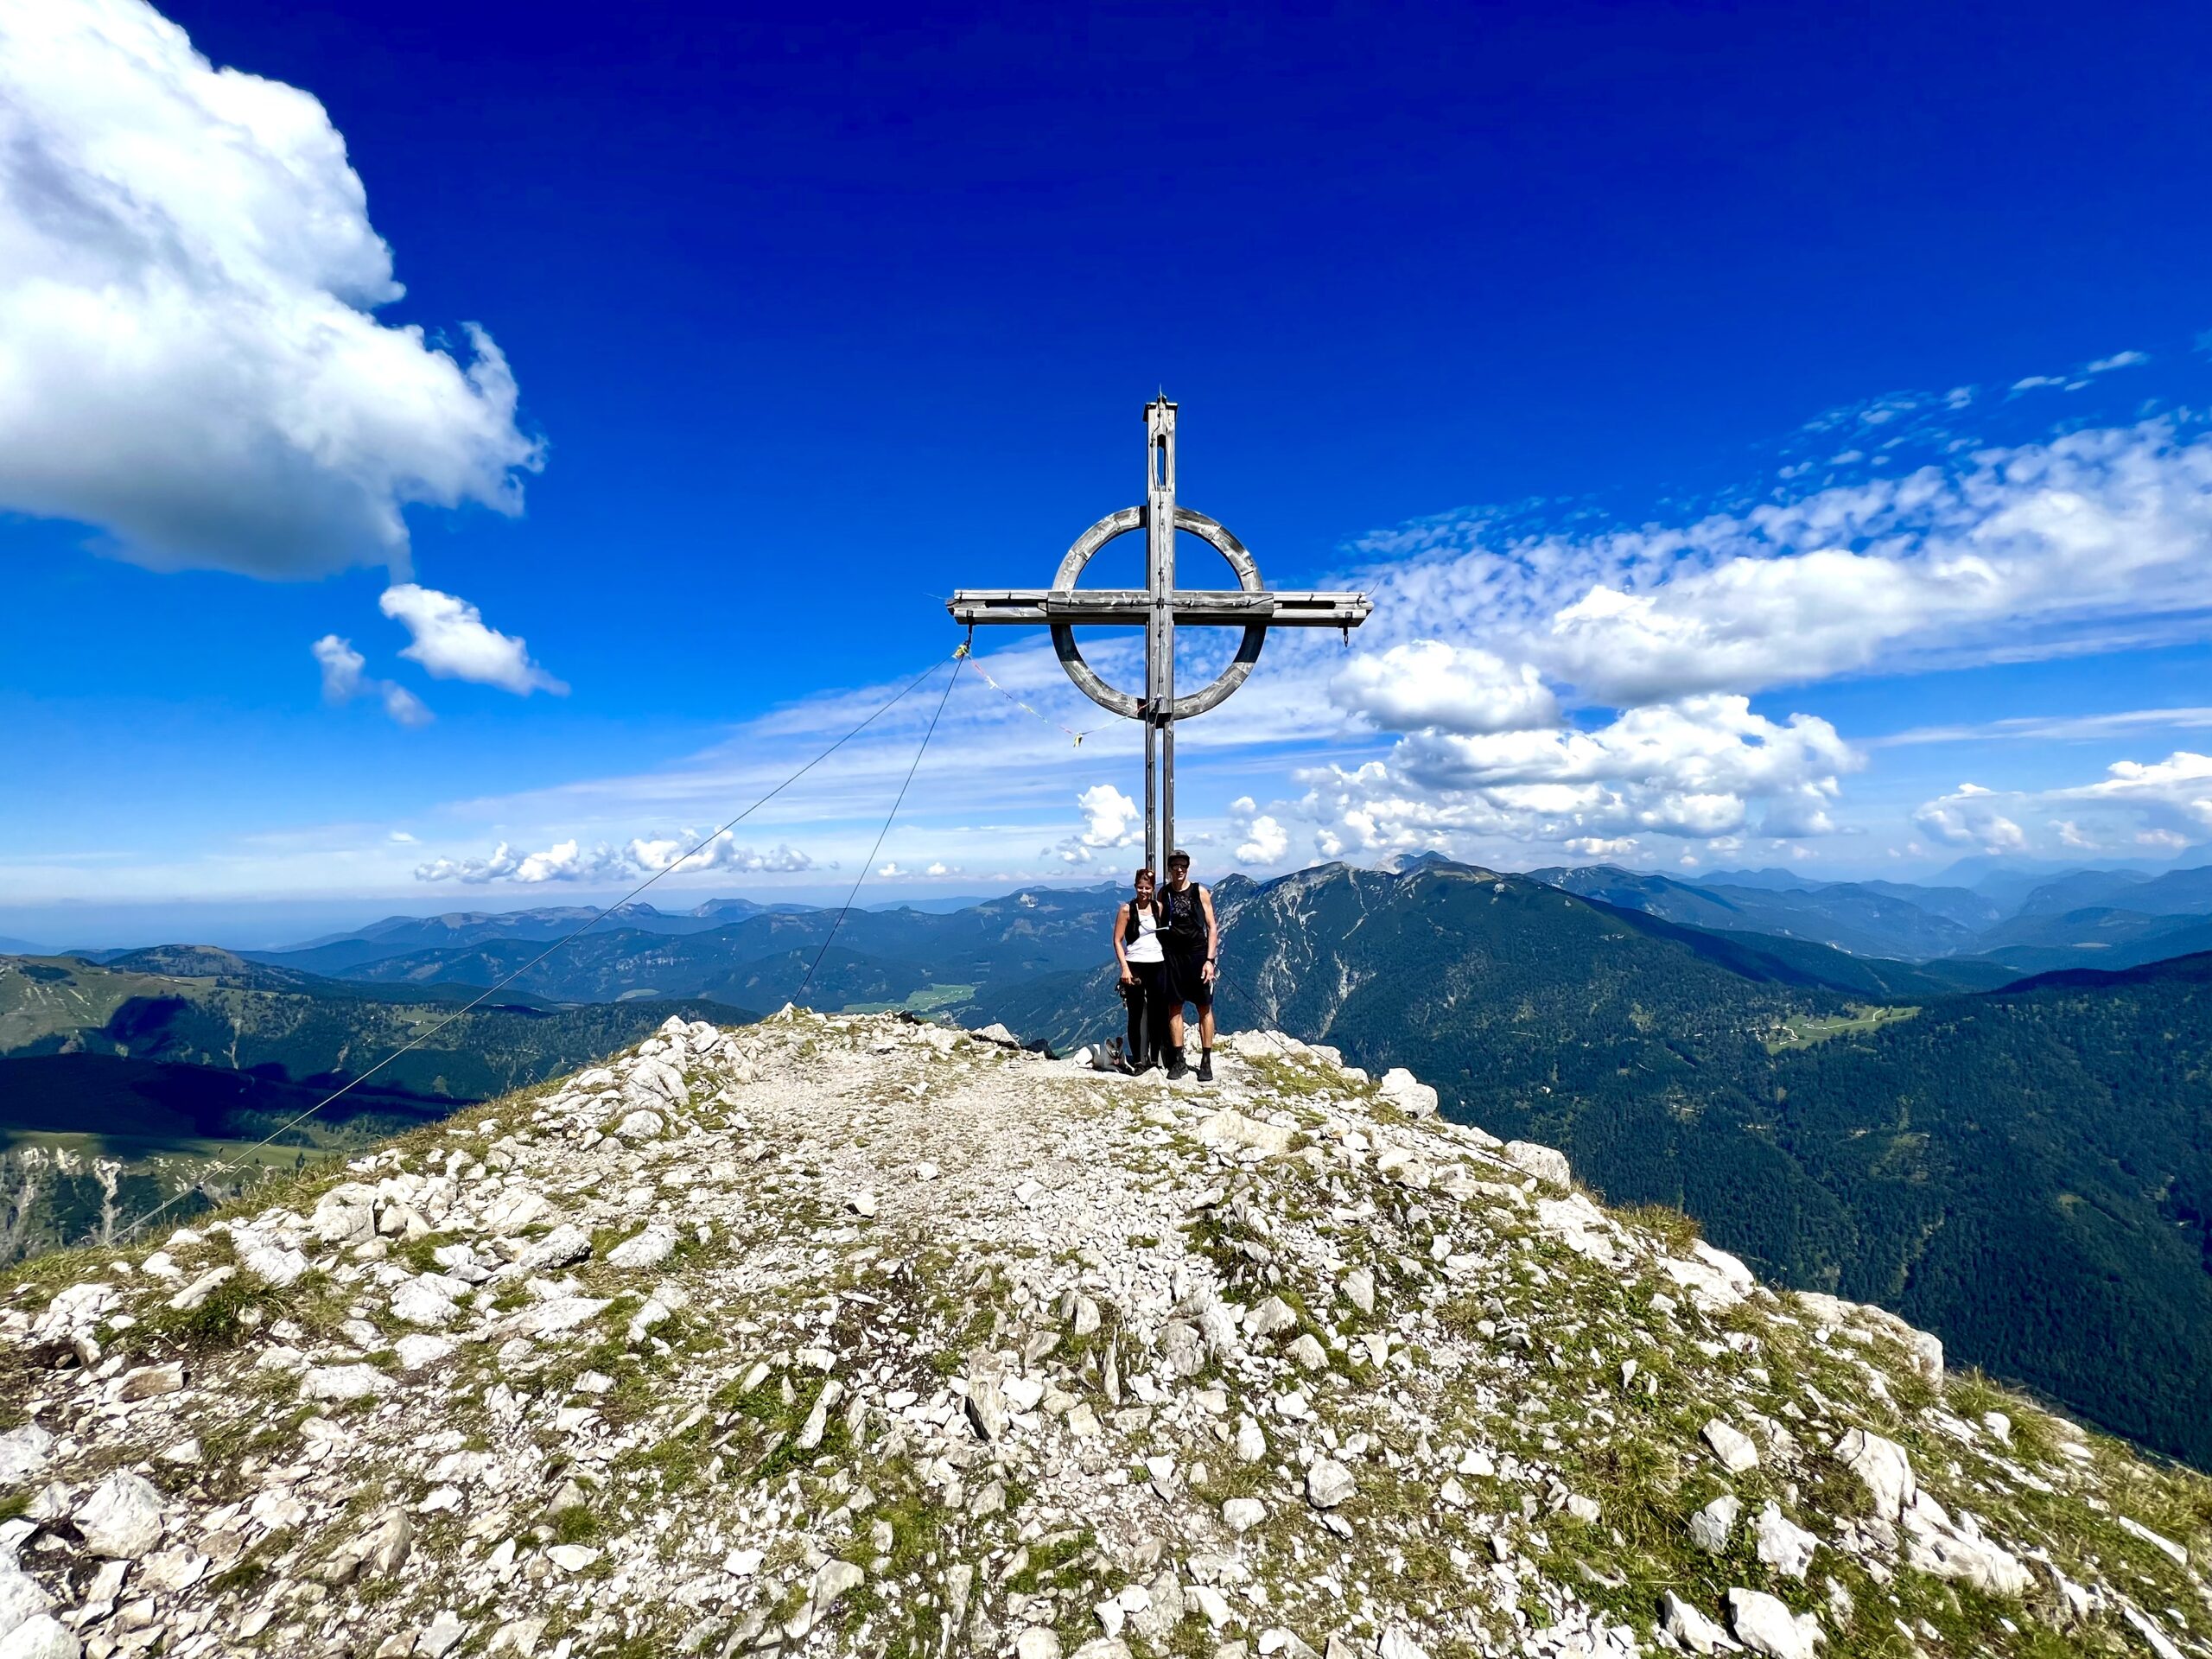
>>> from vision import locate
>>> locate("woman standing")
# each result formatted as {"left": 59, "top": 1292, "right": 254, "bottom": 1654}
{"left": 1113, "top": 868, "right": 1167, "bottom": 1073}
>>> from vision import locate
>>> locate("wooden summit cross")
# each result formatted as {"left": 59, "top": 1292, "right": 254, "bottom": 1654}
{"left": 949, "top": 398, "right": 1373, "bottom": 873}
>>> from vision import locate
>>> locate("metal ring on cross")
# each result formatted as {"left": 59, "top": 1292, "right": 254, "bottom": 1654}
{"left": 1049, "top": 505, "right": 1268, "bottom": 720}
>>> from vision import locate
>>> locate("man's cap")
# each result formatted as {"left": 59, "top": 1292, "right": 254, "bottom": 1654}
{"left": 1169, "top": 849, "right": 1192, "bottom": 863}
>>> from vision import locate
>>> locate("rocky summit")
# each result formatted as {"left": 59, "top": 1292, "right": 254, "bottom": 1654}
{"left": 0, "top": 1010, "right": 2206, "bottom": 1659}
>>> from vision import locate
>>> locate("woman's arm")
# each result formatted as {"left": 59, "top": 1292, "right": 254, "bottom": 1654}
{"left": 1112, "top": 903, "right": 1134, "bottom": 980}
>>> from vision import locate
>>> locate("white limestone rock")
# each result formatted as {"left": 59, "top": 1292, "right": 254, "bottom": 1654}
{"left": 1500, "top": 1140, "right": 1570, "bottom": 1188}
{"left": 1376, "top": 1068, "right": 1438, "bottom": 1118}
{"left": 394, "top": 1334, "right": 454, "bottom": 1372}
{"left": 0, "top": 1571, "right": 53, "bottom": 1641}
{"left": 238, "top": 1239, "right": 308, "bottom": 1288}
{"left": 1726, "top": 1587, "right": 1821, "bottom": 1659}
{"left": 608, "top": 1227, "right": 677, "bottom": 1270}
{"left": 520, "top": 1223, "right": 593, "bottom": 1271}
{"left": 1687, "top": 1493, "right": 1739, "bottom": 1554}
{"left": 0, "top": 1429, "right": 51, "bottom": 1487}
{"left": 390, "top": 1280, "right": 458, "bottom": 1327}
{"left": 1833, "top": 1427, "right": 1915, "bottom": 1521}
{"left": 1659, "top": 1591, "right": 1726, "bottom": 1656}
{"left": 1701, "top": 1417, "right": 1760, "bottom": 1474}
{"left": 1306, "top": 1458, "right": 1357, "bottom": 1509}
{"left": 312, "top": 1184, "right": 379, "bottom": 1244}
{"left": 74, "top": 1471, "right": 163, "bottom": 1560}
{"left": 301, "top": 1364, "right": 393, "bottom": 1403}
{"left": 1755, "top": 1503, "right": 1818, "bottom": 1579}
{"left": 0, "top": 1614, "right": 79, "bottom": 1659}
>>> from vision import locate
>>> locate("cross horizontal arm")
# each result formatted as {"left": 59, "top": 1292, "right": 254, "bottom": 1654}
{"left": 948, "top": 589, "right": 1372, "bottom": 626}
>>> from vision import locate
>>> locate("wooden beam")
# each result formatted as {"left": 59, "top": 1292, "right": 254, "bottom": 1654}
{"left": 948, "top": 590, "right": 1373, "bottom": 626}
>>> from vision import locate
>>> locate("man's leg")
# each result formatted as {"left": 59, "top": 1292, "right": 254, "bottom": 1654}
{"left": 1166, "top": 969, "right": 1191, "bottom": 1077}
{"left": 1195, "top": 996, "right": 1217, "bottom": 1081}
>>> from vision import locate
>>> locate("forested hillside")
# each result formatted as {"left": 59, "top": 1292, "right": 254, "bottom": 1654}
{"left": 1736, "top": 954, "right": 2212, "bottom": 1464}
{"left": 979, "top": 861, "right": 2212, "bottom": 1467}
{"left": 0, "top": 953, "right": 760, "bottom": 1259}
{"left": 0, "top": 953, "right": 755, "bottom": 1101}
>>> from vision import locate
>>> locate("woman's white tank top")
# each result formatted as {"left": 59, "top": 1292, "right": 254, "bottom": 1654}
{"left": 1125, "top": 904, "right": 1165, "bottom": 963}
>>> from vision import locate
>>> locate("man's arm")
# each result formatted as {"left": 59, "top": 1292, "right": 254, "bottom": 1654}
{"left": 1200, "top": 886, "right": 1219, "bottom": 980}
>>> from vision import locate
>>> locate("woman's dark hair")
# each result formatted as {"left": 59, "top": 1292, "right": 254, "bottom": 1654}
{"left": 1124, "top": 872, "right": 1159, "bottom": 944}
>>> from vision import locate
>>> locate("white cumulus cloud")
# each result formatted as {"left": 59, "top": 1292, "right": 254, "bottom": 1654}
{"left": 2054, "top": 751, "right": 2212, "bottom": 834}
{"left": 1052, "top": 784, "right": 1141, "bottom": 865}
{"left": 416, "top": 831, "right": 810, "bottom": 884}
{"left": 624, "top": 833, "right": 812, "bottom": 875}
{"left": 1330, "top": 640, "right": 1560, "bottom": 734}
{"left": 310, "top": 632, "right": 430, "bottom": 727}
{"left": 1910, "top": 752, "right": 2212, "bottom": 860}
{"left": 1290, "top": 696, "right": 1858, "bottom": 859}
{"left": 0, "top": 0, "right": 541, "bottom": 577}
{"left": 1230, "top": 797, "right": 1290, "bottom": 866}
{"left": 1911, "top": 784, "right": 2028, "bottom": 853}
{"left": 379, "top": 584, "right": 566, "bottom": 696}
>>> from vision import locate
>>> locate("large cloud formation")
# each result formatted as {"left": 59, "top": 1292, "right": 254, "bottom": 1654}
{"left": 1298, "top": 696, "right": 1857, "bottom": 861}
{"left": 0, "top": 0, "right": 541, "bottom": 576}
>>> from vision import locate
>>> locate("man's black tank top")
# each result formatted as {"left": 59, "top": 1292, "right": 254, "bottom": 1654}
{"left": 1162, "top": 884, "right": 1207, "bottom": 950}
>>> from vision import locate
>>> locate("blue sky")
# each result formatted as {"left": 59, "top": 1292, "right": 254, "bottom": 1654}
{"left": 5, "top": 0, "right": 2212, "bottom": 945}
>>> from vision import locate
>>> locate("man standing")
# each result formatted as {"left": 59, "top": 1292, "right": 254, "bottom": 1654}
{"left": 1159, "top": 849, "right": 1219, "bottom": 1081}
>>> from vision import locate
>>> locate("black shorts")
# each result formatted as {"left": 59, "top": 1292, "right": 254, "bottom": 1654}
{"left": 1163, "top": 950, "right": 1213, "bottom": 1009}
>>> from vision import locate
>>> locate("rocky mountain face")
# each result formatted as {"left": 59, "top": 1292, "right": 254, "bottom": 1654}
{"left": 0, "top": 1010, "right": 2204, "bottom": 1659}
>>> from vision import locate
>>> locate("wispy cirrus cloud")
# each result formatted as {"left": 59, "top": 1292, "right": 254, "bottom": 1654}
{"left": 1871, "top": 707, "right": 2212, "bottom": 748}
{"left": 1342, "top": 414, "right": 2212, "bottom": 709}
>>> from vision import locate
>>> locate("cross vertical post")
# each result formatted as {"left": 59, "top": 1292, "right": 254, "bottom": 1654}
{"left": 1146, "top": 397, "right": 1178, "bottom": 875}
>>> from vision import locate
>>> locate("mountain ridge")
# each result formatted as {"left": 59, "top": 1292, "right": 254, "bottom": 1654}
{"left": 0, "top": 1009, "right": 2203, "bottom": 1659}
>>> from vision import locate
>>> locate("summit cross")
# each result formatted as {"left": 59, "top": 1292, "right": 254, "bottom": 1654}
{"left": 949, "top": 398, "right": 1372, "bottom": 872}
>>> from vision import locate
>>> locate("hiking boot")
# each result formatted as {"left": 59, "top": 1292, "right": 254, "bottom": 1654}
{"left": 1196, "top": 1052, "right": 1214, "bottom": 1083}
{"left": 1166, "top": 1055, "right": 1189, "bottom": 1081}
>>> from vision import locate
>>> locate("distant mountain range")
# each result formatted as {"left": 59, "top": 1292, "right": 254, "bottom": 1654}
{"left": 236, "top": 885, "right": 1127, "bottom": 1010}
{"left": 1529, "top": 859, "right": 2212, "bottom": 974}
